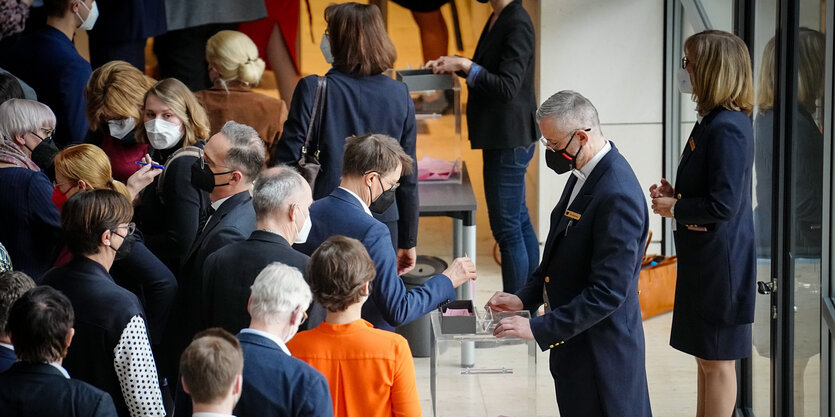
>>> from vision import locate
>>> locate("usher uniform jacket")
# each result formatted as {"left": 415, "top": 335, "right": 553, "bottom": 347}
{"left": 516, "top": 144, "right": 652, "bottom": 417}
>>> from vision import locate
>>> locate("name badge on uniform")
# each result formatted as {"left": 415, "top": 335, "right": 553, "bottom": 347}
{"left": 689, "top": 137, "right": 696, "bottom": 151}
{"left": 564, "top": 210, "right": 581, "bottom": 221}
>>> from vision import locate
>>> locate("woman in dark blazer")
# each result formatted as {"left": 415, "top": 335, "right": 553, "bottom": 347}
{"left": 270, "top": 2, "right": 419, "bottom": 275}
{"left": 0, "top": 99, "right": 62, "bottom": 280}
{"left": 650, "top": 30, "right": 756, "bottom": 417}
{"left": 426, "top": 0, "right": 539, "bottom": 294}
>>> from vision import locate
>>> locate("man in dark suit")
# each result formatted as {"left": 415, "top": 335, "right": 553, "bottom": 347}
{"left": 0, "top": 270, "right": 35, "bottom": 372}
{"left": 0, "top": 0, "right": 95, "bottom": 146}
{"left": 426, "top": 0, "right": 539, "bottom": 295}
{"left": 295, "top": 133, "right": 476, "bottom": 331}
{"left": 0, "top": 286, "right": 117, "bottom": 416}
{"left": 202, "top": 166, "right": 325, "bottom": 333}
{"left": 177, "top": 264, "right": 333, "bottom": 416}
{"left": 169, "top": 121, "right": 264, "bottom": 380}
{"left": 488, "top": 91, "right": 652, "bottom": 417}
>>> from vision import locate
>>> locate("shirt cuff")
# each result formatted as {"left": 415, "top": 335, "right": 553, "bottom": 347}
{"left": 466, "top": 63, "right": 483, "bottom": 86}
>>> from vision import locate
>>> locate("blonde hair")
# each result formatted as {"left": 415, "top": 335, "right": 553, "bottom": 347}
{"left": 135, "top": 78, "right": 211, "bottom": 148}
{"left": 756, "top": 28, "right": 824, "bottom": 114}
{"left": 684, "top": 30, "right": 754, "bottom": 115}
{"left": 53, "top": 144, "right": 130, "bottom": 200}
{"left": 756, "top": 37, "right": 776, "bottom": 112}
{"left": 206, "top": 30, "right": 266, "bottom": 87}
{"left": 84, "top": 61, "right": 156, "bottom": 132}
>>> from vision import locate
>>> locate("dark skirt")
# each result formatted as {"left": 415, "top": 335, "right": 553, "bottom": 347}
{"left": 670, "top": 305, "right": 752, "bottom": 360}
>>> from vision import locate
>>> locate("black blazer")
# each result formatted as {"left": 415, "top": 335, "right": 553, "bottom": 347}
{"left": 201, "top": 230, "right": 326, "bottom": 333}
{"left": 466, "top": 0, "right": 539, "bottom": 150}
{"left": 109, "top": 232, "right": 177, "bottom": 346}
{"left": 270, "top": 68, "right": 419, "bottom": 249}
{"left": 164, "top": 190, "right": 257, "bottom": 377}
{"left": 0, "top": 362, "right": 118, "bottom": 417}
{"left": 516, "top": 144, "right": 651, "bottom": 417}
{"left": 40, "top": 256, "right": 151, "bottom": 417}
{"left": 137, "top": 141, "right": 210, "bottom": 273}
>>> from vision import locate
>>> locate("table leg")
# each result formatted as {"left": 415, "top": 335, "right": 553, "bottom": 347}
{"left": 452, "top": 217, "right": 476, "bottom": 367}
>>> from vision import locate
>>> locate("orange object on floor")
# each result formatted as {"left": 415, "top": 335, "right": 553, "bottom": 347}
{"left": 638, "top": 255, "right": 678, "bottom": 320}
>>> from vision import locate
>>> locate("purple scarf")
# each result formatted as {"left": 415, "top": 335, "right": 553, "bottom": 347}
{"left": 0, "top": 139, "right": 39, "bottom": 171}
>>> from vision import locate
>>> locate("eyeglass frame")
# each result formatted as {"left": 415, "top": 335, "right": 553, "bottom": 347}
{"left": 197, "top": 148, "right": 235, "bottom": 174}
{"left": 364, "top": 170, "right": 400, "bottom": 192}
{"left": 539, "top": 127, "right": 592, "bottom": 152}
{"left": 30, "top": 129, "right": 54, "bottom": 144}
{"left": 110, "top": 222, "right": 137, "bottom": 239}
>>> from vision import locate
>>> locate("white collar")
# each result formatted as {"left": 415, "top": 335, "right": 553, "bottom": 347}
{"left": 696, "top": 113, "right": 705, "bottom": 124}
{"left": 192, "top": 413, "right": 236, "bottom": 417}
{"left": 211, "top": 195, "right": 234, "bottom": 212}
{"left": 0, "top": 342, "right": 13, "bottom": 351}
{"left": 339, "top": 187, "right": 372, "bottom": 216}
{"left": 239, "top": 328, "right": 291, "bottom": 356}
{"left": 572, "top": 140, "right": 611, "bottom": 181}
{"left": 48, "top": 362, "right": 70, "bottom": 379}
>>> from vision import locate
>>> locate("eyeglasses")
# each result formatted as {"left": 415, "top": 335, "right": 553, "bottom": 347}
{"left": 540, "top": 128, "right": 592, "bottom": 152}
{"left": 300, "top": 311, "right": 308, "bottom": 325}
{"left": 681, "top": 56, "right": 690, "bottom": 69}
{"left": 31, "top": 129, "right": 54, "bottom": 143}
{"left": 110, "top": 222, "right": 136, "bottom": 237}
{"left": 365, "top": 171, "right": 400, "bottom": 191}
{"left": 197, "top": 149, "right": 234, "bottom": 174}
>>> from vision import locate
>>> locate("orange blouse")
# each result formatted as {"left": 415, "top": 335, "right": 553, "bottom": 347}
{"left": 287, "top": 319, "right": 421, "bottom": 417}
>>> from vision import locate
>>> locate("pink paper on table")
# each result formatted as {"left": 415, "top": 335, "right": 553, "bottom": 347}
{"left": 442, "top": 308, "right": 472, "bottom": 317}
{"left": 418, "top": 156, "right": 458, "bottom": 181}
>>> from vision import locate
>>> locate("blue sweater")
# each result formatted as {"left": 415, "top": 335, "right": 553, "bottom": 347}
{"left": 0, "top": 167, "right": 61, "bottom": 279}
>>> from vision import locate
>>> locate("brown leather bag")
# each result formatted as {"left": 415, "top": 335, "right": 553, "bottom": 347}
{"left": 637, "top": 231, "right": 678, "bottom": 320}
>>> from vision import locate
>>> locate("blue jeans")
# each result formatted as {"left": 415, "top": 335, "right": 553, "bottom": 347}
{"left": 483, "top": 143, "right": 539, "bottom": 293}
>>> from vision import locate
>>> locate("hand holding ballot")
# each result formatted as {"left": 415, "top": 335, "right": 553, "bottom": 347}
{"left": 486, "top": 291, "right": 523, "bottom": 313}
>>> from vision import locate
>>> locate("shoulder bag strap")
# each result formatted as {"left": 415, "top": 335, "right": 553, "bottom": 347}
{"left": 302, "top": 76, "right": 327, "bottom": 158}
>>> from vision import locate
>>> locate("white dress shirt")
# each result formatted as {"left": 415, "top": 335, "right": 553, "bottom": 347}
{"left": 239, "top": 328, "right": 291, "bottom": 356}
{"left": 568, "top": 141, "right": 612, "bottom": 206}
{"left": 339, "top": 187, "right": 372, "bottom": 216}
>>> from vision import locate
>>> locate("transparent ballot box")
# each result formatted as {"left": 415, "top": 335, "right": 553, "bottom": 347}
{"left": 396, "top": 69, "right": 462, "bottom": 184}
{"left": 429, "top": 310, "right": 537, "bottom": 417}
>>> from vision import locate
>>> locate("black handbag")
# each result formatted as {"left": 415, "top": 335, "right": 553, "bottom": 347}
{"left": 296, "top": 76, "right": 326, "bottom": 188}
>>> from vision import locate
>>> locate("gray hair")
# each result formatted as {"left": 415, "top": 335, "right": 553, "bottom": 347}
{"left": 536, "top": 90, "right": 601, "bottom": 134}
{"left": 249, "top": 262, "right": 312, "bottom": 323}
{"left": 252, "top": 166, "right": 309, "bottom": 221}
{"left": 0, "top": 99, "right": 56, "bottom": 144}
{"left": 220, "top": 120, "right": 265, "bottom": 180}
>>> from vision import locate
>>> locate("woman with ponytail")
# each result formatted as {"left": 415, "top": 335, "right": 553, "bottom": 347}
{"left": 195, "top": 30, "right": 288, "bottom": 164}
{"left": 52, "top": 144, "right": 177, "bottom": 350}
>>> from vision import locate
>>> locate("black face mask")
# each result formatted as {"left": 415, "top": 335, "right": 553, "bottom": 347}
{"left": 190, "top": 159, "right": 232, "bottom": 193}
{"left": 111, "top": 233, "right": 134, "bottom": 262}
{"left": 545, "top": 131, "right": 582, "bottom": 175}
{"left": 367, "top": 173, "right": 397, "bottom": 214}
{"left": 27, "top": 137, "right": 60, "bottom": 171}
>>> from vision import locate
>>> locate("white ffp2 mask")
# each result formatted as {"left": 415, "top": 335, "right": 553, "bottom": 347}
{"left": 144, "top": 118, "right": 183, "bottom": 150}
